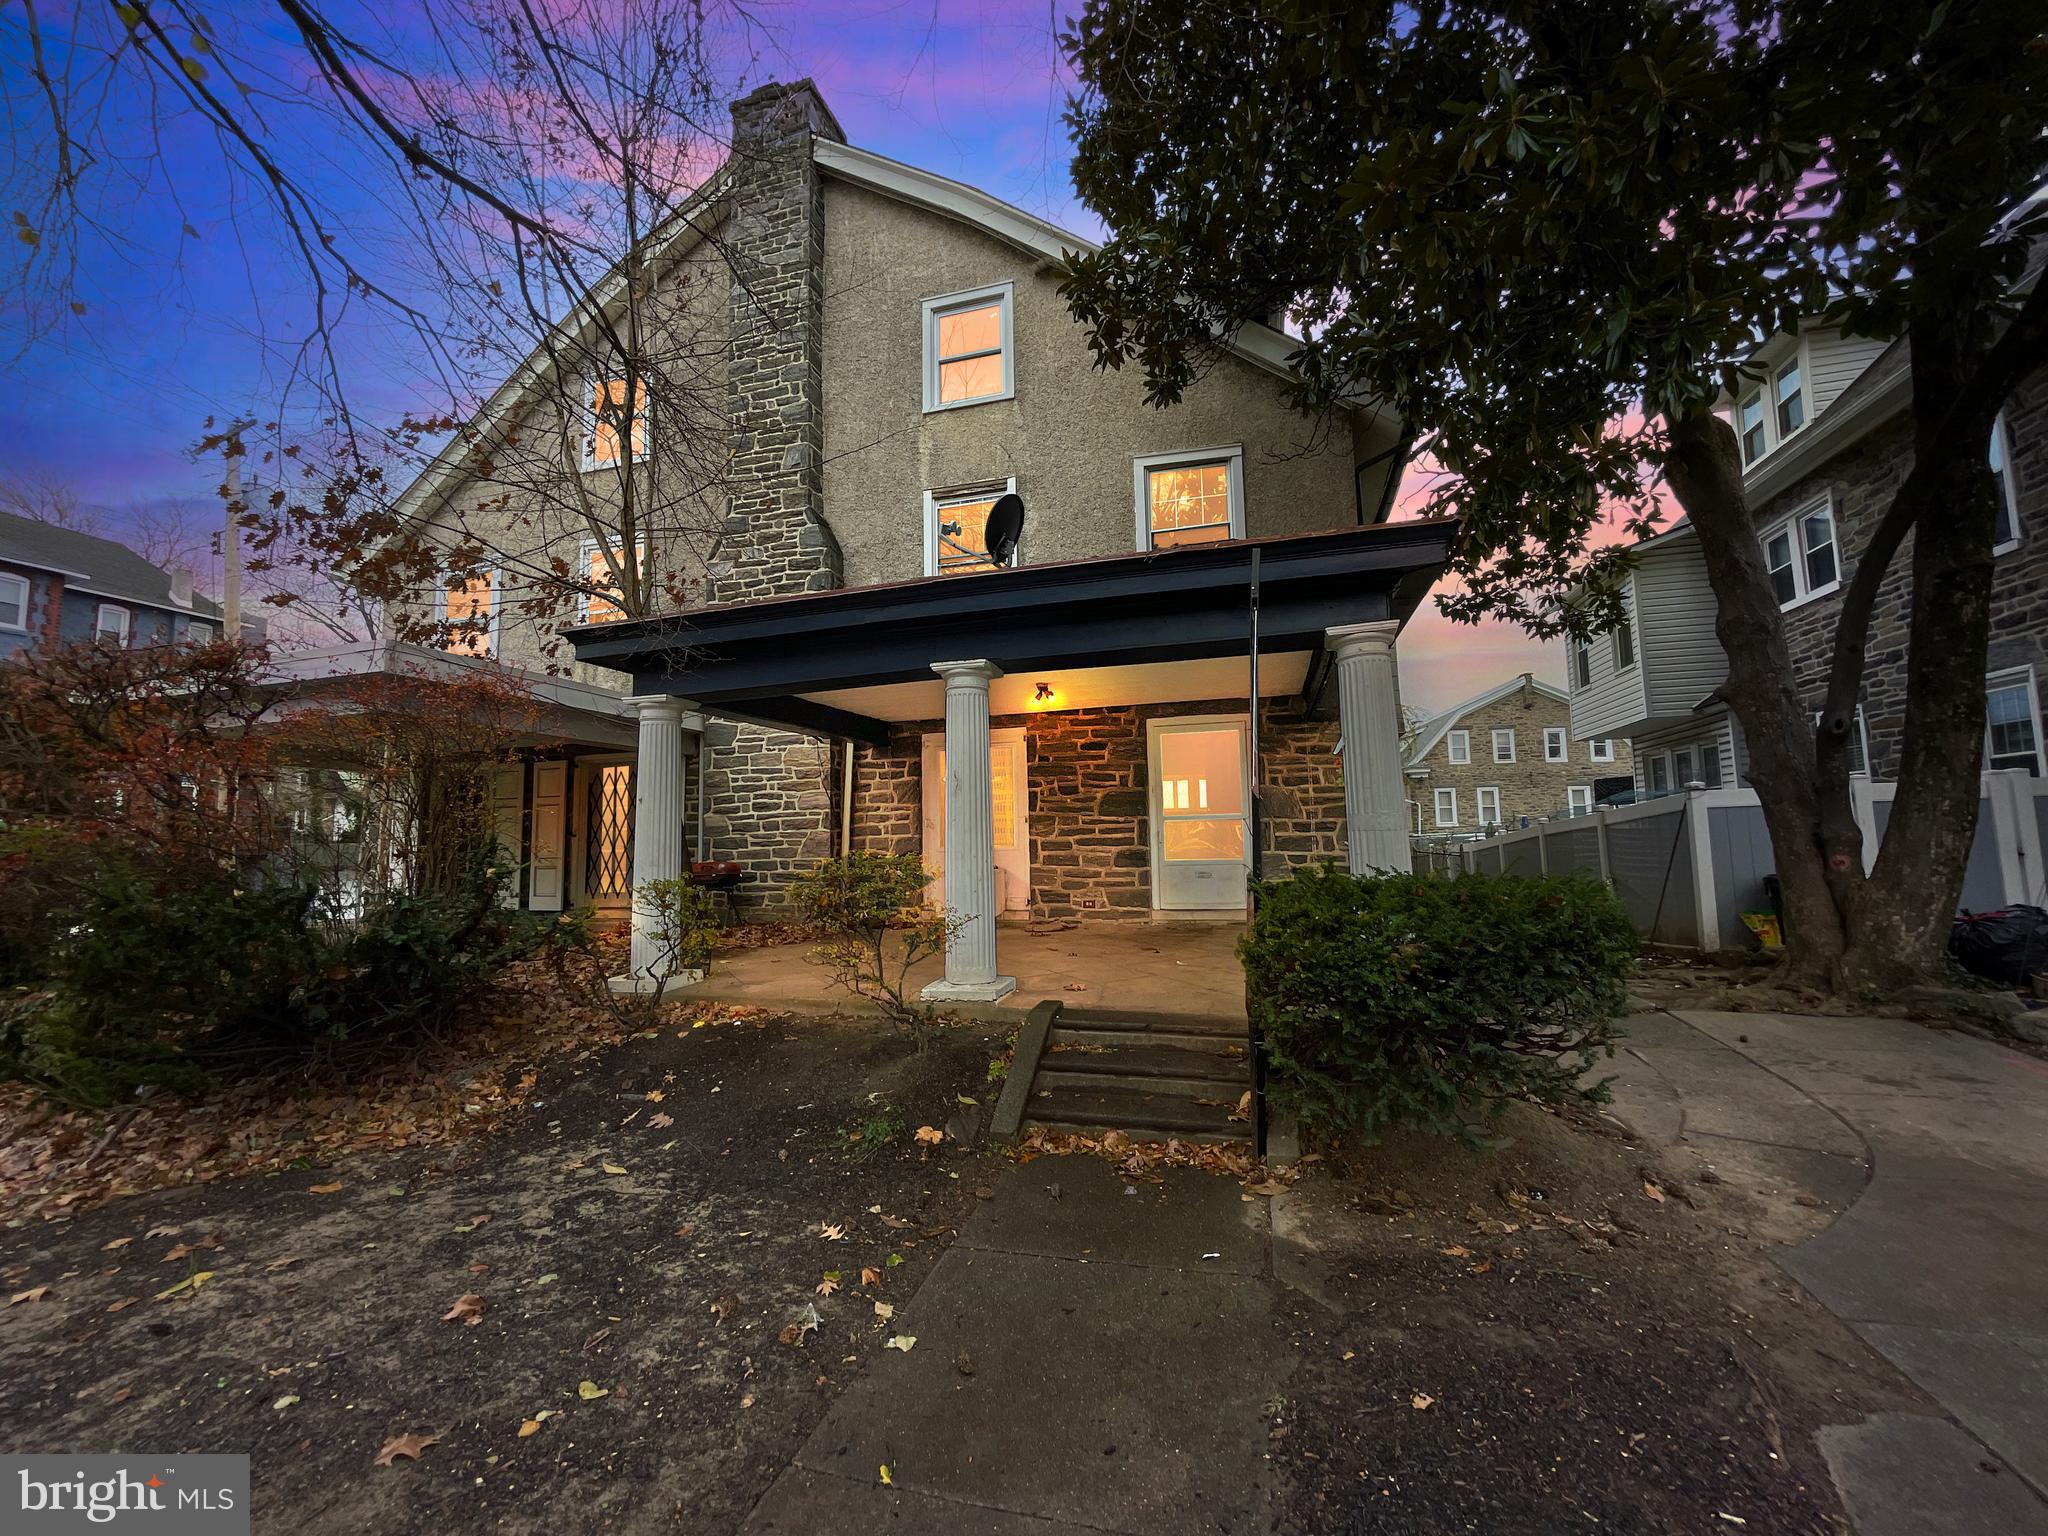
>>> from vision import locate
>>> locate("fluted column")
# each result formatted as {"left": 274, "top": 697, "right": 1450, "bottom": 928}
{"left": 1328, "top": 623, "right": 1412, "bottom": 875}
{"left": 921, "top": 659, "right": 1016, "bottom": 1003}
{"left": 626, "top": 695, "right": 689, "bottom": 983}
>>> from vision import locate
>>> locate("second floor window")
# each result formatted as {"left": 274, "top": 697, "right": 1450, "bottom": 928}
{"left": 580, "top": 539, "right": 645, "bottom": 622}
{"left": 1138, "top": 447, "right": 1243, "bottom": 549}
{"left": 923, "top": 283, "right": 1014, "bottom": 411}
{"left": 1992, "top": 414, "right": 2021, "bottom": 554}
{"left": 1433, "top": 787, "right": 1458, "bottom": 827}
{"left": 926, "top": 481, "right": 1016, "bottom": 576}
{"left": 1612, "top": 606, "right": 1636, "bottom": 670}
{"left": 1476, "top": 785, "right": 1501, "bottom": 825}
{"left": 95, "top": 603, "right": 130, "bottom": 646}
{"left": 1589, "top": 738, "right": 1615, "bottom": 763}
{"left": 443, "top": 571, "right": 497, "bottom": 658}
{"left": 584, "top": 375, "right": 649, "bottom": 469}
{"left": 1543, "top": 726, "right": 1567, "bottom": 762}
{"left": 1762, "top": 497, "right": 1840, "bottom": 608}
{"left": 1492, "top": 728, "right": 1516, "bottom": 763}
{"left": 1738, "top": 393, "right": 1767, "bottom": 464}
{"left": 0, "top": 572, "right": 26, "bottom": 631}
{"left": 1775, "top": 358, "right": 1805, "bottom": 438}
{"left": 1446, "top": 729, "right": 1470, "bottom": 765}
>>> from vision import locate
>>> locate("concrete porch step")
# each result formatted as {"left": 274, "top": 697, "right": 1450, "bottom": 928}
{"left": 1039, "top": 1039, "right": 1249, "bottom": 1083}
{"left": 1052, "top": 1006, "right": 1245, "bottom": 1039}
{"left": 1047, "top": 1026, "right": 1247, "bottom": 1056}
{"left": 1032, "top": 1067, "right": 1248, "bottom": 1103}
{"left": 1024, "top": 1081, "right": 1250, "bottom": 1143}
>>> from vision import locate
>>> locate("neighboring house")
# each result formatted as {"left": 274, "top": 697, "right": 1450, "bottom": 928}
{"left": 1404, "top": 673, "right": 1631, "bottom": 833}
{"left": 1568, "top": 321, "right": 2045, "bottom": 796}
{"left": 368, "top": 79, "right": 1452, "bottom": 995}
{"left": 0, "top": 509, "right": 224, "bottom": 660}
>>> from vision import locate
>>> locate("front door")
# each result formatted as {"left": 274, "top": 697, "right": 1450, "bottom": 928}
{"left": 1148, "top": 716, "right": 1250, "bottom": 911}
{"left": 921, "top": 729, "right": 1029, "bottom": 912}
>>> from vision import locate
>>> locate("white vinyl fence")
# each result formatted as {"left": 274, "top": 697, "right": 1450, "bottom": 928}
{"left": 1418, "top": 771, "right": 2048, "bottom": 950}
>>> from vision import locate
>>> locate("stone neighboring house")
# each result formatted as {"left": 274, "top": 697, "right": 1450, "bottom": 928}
{"left": 350, "top": 78, "right": 1452, "bottom": 995}
{"left": 0, "top": 509, "right": 224, "bottom": 660}
{"left": 1568, "top": 321, "right": 2045, "bottom": 793}
{"left": 1403, "top": 673, "right": 1630, "bottom": 834}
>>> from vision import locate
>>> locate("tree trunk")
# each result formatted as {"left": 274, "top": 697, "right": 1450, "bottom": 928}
{"left": 1662, "top": 408, "right": 1846, "bottom": 986}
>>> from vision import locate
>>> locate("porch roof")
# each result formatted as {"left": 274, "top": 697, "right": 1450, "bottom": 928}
{"left": 565, "top": 518, "right": 1457, "bottom": 746}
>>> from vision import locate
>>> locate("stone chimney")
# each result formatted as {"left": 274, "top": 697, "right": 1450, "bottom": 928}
{"left": 169, "top": 566, "right": 194, "bottom": 606}
{"left": 718, "top": 80, "right": 846, "bottom": 602}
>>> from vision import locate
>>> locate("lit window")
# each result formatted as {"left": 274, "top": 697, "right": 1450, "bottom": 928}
{"left": 1567, "top": 786, "right": 1593, "bottom": 814}
{"left": 1992, "top": 415, "right": 2021, "bottom": 554}
{"left": 1775, "top": 358, "right": 1805, "bottom": 438}
{"left": 1986, "top": 670, "right": 2042, "bottom": 776}
{"left": 1476, "top": 786, "right": 1501, "bottom": 825}
{"left": 922, "top": 283, "right": 1013, "bottom": 411}
{"left": 1433, "top": 787, "right": 1458, "bottom": 827}
{"left": 95, "top": 603, "right": 130, "bottom": 646}
{"left": 1738, "top": 393, "right": 1767, "bottom": 463}
{"left": 443, "top": 571, "right": 496, "bottom": 657}
{"left": 187, "top": 619, "right": 217, "bottom": 644}
{"left": 1446, "top": 730, "right": 1470, "bottom": 765}
{"left": 1543, "top": 727, "right": 1566, "bottom": 762}
{"left": 1492, "top": 728, "right": 1516, "bottom": 764}
{"left": 1589, "top": 738, "right": 1615, "bottom": 763}
{"left": 1760, "top": 496, "right": 1841, "bottom": 608}
{"left": 0, "top": 572, "right": 26, "bottom": 631}
{"left": 580, "top": 539, "right": 645, "bottom": 622}
{"left": 1138, "top": 449, "right": 1242, "bottom": 549}
{"left": 584, "top": 375, "right": 649, "bottom": 468}
{"left": 926, "top": 481, "right": 1016, "bottom": 576}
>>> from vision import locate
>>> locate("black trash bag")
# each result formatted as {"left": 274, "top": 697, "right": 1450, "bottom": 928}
{"left": 1948, "top": 905, "right": 2048, "bottom": 989}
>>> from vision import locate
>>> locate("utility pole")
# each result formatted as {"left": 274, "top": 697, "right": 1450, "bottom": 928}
{"left": 221, "top": 418, "right": 255, "bottom": 638}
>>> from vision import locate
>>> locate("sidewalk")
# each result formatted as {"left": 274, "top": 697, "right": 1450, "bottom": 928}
{"left": 1610, "top": 1008, "right": 2048, "bottom": 1536}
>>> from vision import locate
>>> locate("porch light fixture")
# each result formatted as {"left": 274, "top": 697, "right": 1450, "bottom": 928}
{"left": 1033, "top": 682, "right": 1056, "bottom": 704}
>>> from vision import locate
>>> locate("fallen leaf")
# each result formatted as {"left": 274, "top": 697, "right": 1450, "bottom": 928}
{"left": 374, "top": 1432, "right": 439, "bottom": 1465}
{"left": 162, "top": 1243, "right": 197, "bottom": 1263}
{"left": 859, "top": 1266, "right": 882, "bottom": 1287}
{"left": 914, "top": 1125, "right": 944, "bottom": 1146}
{"left": 645, "top": 1089, "right": 665, "bottom": 1102}
{"left": 1412, "top": 1393, "right": 1435, "bottom": 1411}
{"left": 102, "top": 1237, "right": 133, "bottom": 1252}
{"left": 873, "top": 1300, "right": 895, "bottom": 1320}
{"left": 106, "top": 1296, "right": 140, "bottom": 1313}
{"left": 1341, "top": 1350, "right": 1356, "bottom": 1361}
{"left": 577, "top": 1380, "right": 609, "bottom": 1400}
{"left": 10, "top": 1286, "right": 51, "bottom": 1305}
{"left": 648, "top": 1113, "right": 674, "bottom": 1130}
{"left": 885, "top": 1253, "right": 903, "bottom": 1268}
{"left": 675, "top": 1224, "right": 695, "bottom": 1240}
{"left": 815, "top": 1273, "right": 840, "bottom": 1297}
{"left": 145, "top": 1225, "right": 181, "bottom": 1239}
{"left": 442, "top": 1293, "right": 487, "bottom": 1326}
{"left": 884, "top": 1334, "right": 917, "bottom": 1352}
{"left": 879, "top": 1464, "right": 893, "bottom": 1487}
{"left": 1643, "top": 1181, "right": 1667, "bottom": 1204}
{"left": 272, "top": 1394, "right": 300, "bottom": 1411}
{"left": 955, "top": 1351, "right": 975, "bottom": 1377}
{"left": 957, "top": 1094, "right": 978, "bottom": 1106}
{"left": 1470, "top": 1260, "right": 1495, "bottom": 1275}
{"left": 1245, "top": 1179, "right": 1288, "bottom": 1197}
{"left": 110, "top": 1387, "right": 131, "bottom": 1404}
{"left": 264, "top": 1256, "right": 301, "bottom": 1272}
{"left": 878, "top": 1214, "right": 913, "bottom": 1230}
{"left": 601, "top": 1162, "right": 628, "bottom": 1176}
{"left": 711, "top": 1293, "right": 738, "bottom": 1321}
{"left": 1440, "top": 1246, "right": 1472, "bottom": 1258}
{"left": 820, "top": 1223, "right": 846, "bottom": 1241}
{"left": 152, "top": 1272, "right": 213, "bottom": 1301}
{"left": 518, "top": 1419, "right": 542, "bottom": 1438}
{"left": 308, "top": 1181, "right": 343, "bottom": 1195}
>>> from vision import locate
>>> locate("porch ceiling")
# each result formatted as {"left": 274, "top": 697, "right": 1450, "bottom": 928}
{"left": 801, "top": 652, "right": 1314, "bottom": 724}
{"left": 565, "top": 517, "right": 1456, "bottom": 746}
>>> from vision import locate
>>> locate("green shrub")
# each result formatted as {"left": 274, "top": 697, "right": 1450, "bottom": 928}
{"left": 792, "top": 851, "right": 959, "bottom": 1044}
{"left": 633, "top": 875, "right": 722, "bottom": 980}
{"left": 1240, "top": 866, "right": 1636, "bottom": 1145}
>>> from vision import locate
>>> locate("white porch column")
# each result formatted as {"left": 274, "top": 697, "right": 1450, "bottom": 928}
{"left": 1329, "top": 622, "right": 1413, "bottom": 875}
{"left": 921, "top": 659, "right": 1016, "bottom": 1004}
{"left": 626, "top": 695, "right": 689, "bottom": 984}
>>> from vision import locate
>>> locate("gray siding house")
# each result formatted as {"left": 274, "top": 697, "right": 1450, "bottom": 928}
{"left": 0, "top": 510, "right": 224, "bottom": 660}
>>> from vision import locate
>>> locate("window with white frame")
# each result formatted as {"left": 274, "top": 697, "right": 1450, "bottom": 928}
{"left": 1574, "top": 642, "right": 1591, "bottom": 689}
{"left": 186, "top": 618, "right": 217, "bottom": 644}
{"left": 1491, "top": 728, "right": 1515, "bottom": 763}
{"left": 1567, "top": 785, "right": 1594, "bottom": 815}
{"left": 1589, "top": 737, "right": 1615, "bottom": 763}
{"left": 1612, "top": 601, "right": 1636, "bottom": 670}
{"left": 581, "top": 372, "right": 649, "bottom": 469}
{"left": 94, "top": 603, "right": 130, "bottom": 646}
{"left": 1774, "top": 357, "right": 1805, "bottom": 438}
{"left": 579, "top": 538, "right": 647, "bottom": 622}
{"left": 1986, "top": 668, "right": 2042, "bottom": 776}
{"left": 1136, "top": 447, "right": 1243, "bottom": 549}
{"left": 1433, "top": 787, "right": 1458, "bottom": 827}
{"left": 1761, "top": 495, "right": 1840, "bottom": 607}
{"left": 0, "top": 572, "right": 26, "bottom": 631}
{"left": 925, "top": 479, "right": 1018, "bottom": 576}
{"left": 1992, "top": 414, "right": 2021, "bottom": 555}
{"left": 1543, "top": 726, "right": 1566, "bottom": 762}
{"left": 1646, "top": 754, "right": 1671, "bottom": 794}
{"left": 442, "top": 569, "right": 498, "bottom": 658}
{"left": 1810, "top": 707, "right": 1869, "bottom": 777}
{"left": 922, "top": 282, "right": 1014, "bottom": 411}
{"left": 1446, "top": 729, "right": 1470, "bottom": 765}
{"left": 1475, "top": 785, "right": 1501, "bottom": 826}
{"left": 1737, "top": 392, "right": 1767, "bottom": 464}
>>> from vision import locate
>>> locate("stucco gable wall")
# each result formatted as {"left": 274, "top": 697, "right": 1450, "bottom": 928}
{"left": 818, "top": 178, "right": 1369, "bottom": 588}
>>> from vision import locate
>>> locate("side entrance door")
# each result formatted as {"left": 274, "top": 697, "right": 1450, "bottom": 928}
{"left": 921, "top": 728, "right": 1029, "bottom": 913}
{"left": 1147, "top": 715, "right": 1250, "bottom": 911}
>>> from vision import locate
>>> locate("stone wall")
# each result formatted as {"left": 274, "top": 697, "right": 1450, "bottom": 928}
{"left": 1407, "top": 680, "right": 1629, "bottom": 831}
{"left": 1771, "top": 363, "right": 2048, "bottom": 781}
{"left": 846, "top": 698, "right": 1344, "bottom": 919}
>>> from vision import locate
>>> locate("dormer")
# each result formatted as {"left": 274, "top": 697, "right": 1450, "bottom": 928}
{"left": 1718, "top": 324, "right": 1892, "bottom": 471}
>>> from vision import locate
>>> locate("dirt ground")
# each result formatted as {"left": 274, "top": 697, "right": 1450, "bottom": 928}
{"left": 1265, "top": 1099, "right": 1918, "bottom": 1534}
{"left": 0, "top": 1011, "right": 1011, "bottom": 1535}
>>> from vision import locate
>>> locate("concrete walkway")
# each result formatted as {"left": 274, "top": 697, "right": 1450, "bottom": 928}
{"left": 1610, "top": 1008, "right": 2048, "bottom": 1536}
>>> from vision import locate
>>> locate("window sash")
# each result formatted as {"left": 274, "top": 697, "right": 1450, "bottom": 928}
{"left": 0, "top": 573, "right": 25, "bottom": 629}
{"left": 187, "top": 619, "right": 217, "bottom": 643}
{"left": 1543, "top": 727, "right": 1566, "bottom": 762}
{"left": 1433, "top": 788, "right": 1458, "bottom": 827}
{"left": 1446, "top": 730, "right": 1470, "bottom": 765}
{"left": 1567, "top": 786, "right": 1593, "bottom": 814}
{"left": 1491, "top": 729, "right": 1515, "bottom": 763}
{"left": 1801, "top": 511, "right": 1838, "bottom": 591}
{"left": 442, "top": 571, "right": 497, "bottom": 657}
{"left": 922, "top": 284, "right": 1014, "bottom": 411}
{"left": 1775, "top": 359, "right": 1805, "bottom": 437}
{"left": 1612, "top": 613, "right": 1635, "bottom": 669}
{"left": 95, "top": 603, "right": 130, "bottom": 644}
{"left": 1144, "top": 459, "right": 1235, "bottom": 547}
{"left": 584, "top": 374, "right": 649, "bottom": 469}
{"left": 1762, "top": 498, "right": 1839, "bottom": 607}
{"left": 1992, "top": 415, "right": 2021, "bottom": 552}
{"left": 1589, "top": 738, "right": 1614, "bottom": 763}
{"left": 579, "top": 539, "right": 645, "bottom": 622}
{"left": 1476, "top": 786, "right": 1501, "bottom": 825}
{"left": 1739, "top": 394, "right": 1766, "bottom": 462}
{"left": 1986, "top": 673, "right": 2041, "bottom": 774}
{"left": 1574, "top": 643, "right": 1591, "bottom": 688}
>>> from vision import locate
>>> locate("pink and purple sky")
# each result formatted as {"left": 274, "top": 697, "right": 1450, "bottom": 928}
{"left": 0, "top": 0, "right": 1554, "bottom": 711}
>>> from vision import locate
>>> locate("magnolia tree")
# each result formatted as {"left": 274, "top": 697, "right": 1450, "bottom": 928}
{"left": 1059, "top": 0, "right": 2048, "bottom": 992}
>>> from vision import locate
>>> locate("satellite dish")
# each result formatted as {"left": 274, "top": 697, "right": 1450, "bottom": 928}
{"left": 984, "top": 492, "right": 1025, "bottom": 567}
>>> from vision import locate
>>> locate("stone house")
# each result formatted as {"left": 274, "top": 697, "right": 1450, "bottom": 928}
{"left": 1403, "top": 673, "right": 1631, "bottom": 833}
{"left": 323, "top": 79, "right": 1452, "bottom": 996}
{"left": 0, "top": 509, "right": 224, "bottom": 660}
{"left": 1568, "top": 323, "right": 2045, "bottom": 794}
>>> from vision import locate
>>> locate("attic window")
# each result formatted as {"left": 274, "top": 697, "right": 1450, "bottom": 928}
{"left": 584, "top": 374, "right": 649, "bottom": 469}
{"left": 1738, "top": 393, "right": 1767, "bottom": 464}
{"left": 1775, "top": 358, "right": 1805, "bottom": 437}
{"left": 922, "top": 283, "right": 1014, "bottom": 411}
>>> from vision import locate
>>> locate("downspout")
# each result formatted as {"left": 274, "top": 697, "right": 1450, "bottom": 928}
{"left": 1245, "top": 546, "right": 1268, "bottom": 1157}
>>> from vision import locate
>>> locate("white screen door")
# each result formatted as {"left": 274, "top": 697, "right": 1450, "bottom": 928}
{"left": 528, "top": 760, "right": 567, "bottom": 911}
{"left": 1148, "top": 717, "right": 1249, "bottom": 911}
{"left": 921, "top": 729, "right": 1029, "bottom": 912}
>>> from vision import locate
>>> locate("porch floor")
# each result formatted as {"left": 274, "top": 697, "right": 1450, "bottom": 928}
{"left": 697, "top": 916, "right": 1249, "bottom": 1026}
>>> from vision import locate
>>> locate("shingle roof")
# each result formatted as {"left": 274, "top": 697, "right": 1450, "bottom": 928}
{"left": 0, "top": 509, "right": 220, "bottom": 616}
